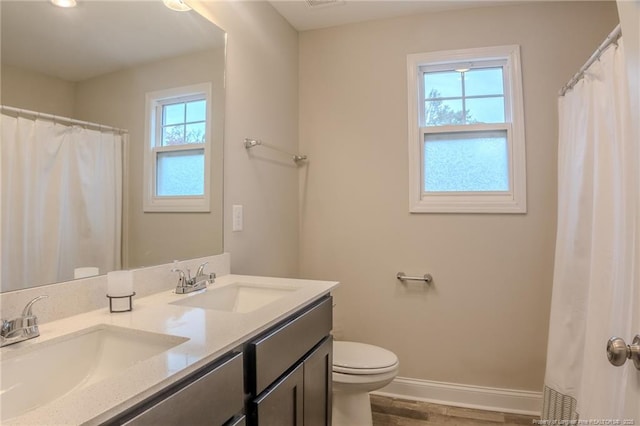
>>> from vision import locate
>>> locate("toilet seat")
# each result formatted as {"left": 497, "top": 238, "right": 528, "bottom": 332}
{"left": 333, "top": 341, "right": 399, "bottom": 375}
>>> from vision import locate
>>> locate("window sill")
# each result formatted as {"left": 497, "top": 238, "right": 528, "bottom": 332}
{"left": 143, "top": 197, "right": 210, "bottom": 213}
{"left": 410, "top": 193, "right": 527, "bottom": 214}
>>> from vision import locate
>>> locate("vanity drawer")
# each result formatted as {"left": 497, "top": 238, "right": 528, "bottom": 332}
{"left": 118, "top": 352, "right": 244, "bottom": 426}
{"left": 247, "top": 296, "right": 332, "bottom": 395}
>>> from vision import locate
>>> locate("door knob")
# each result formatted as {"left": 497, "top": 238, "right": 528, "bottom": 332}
{"left": 606, "top": 335, "right": 640, "bottom": 370}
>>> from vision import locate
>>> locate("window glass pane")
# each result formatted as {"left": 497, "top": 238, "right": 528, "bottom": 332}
{"left": 424, "top": 71, "right": 462, "bottom": 99}
{"left": 185, "top": 123, "right": 206, "bottom": 143}
{"left": 466, "top": 97, "right": 505, "bottom": 123}
{"left": 186, "top": 100, "right": 206, "bottom": 123}
{"left": 156, "top": 149, "right": 204, "bottom": 196}
{"left": 464, "top": 68, "right": 504, "bottom": 96}
{"left": 163, "top": 103, "right": 184, "bottom": 126}
{"left": 425, "top": 99, "right": 467, "bottom": 126}
{"left": 424, "top": 130, "right": 509, "bottom": 192}
{"left": 162, "top": 125, "right": 185, "bottom": 146}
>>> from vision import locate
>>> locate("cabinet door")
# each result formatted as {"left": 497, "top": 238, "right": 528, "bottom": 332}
{"left": 303, "top": 336, "right": 332, "bottom": 426}
{"left": 251, "top": 364, "right": 304, "bottom": 426}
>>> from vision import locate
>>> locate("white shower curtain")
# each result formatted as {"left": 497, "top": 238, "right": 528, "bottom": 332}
{"left": 1, "top": 114, "right": 123, "bottom": 291}
{"left": 542, "top": 38, "right": 638, "bottom": 419}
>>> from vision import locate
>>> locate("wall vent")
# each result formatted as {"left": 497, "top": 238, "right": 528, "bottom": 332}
{"left": 304, "top": 0, "right": 345, "bottom": 8}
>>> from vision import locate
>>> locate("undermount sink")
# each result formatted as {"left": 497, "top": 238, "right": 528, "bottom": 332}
{"left": 0, "top": 324, "right": 188, "bottom": 421}
{"left": 170, "top": 282, "right": 301, "bottom": 313}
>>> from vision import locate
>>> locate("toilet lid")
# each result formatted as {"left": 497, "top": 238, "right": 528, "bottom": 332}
{"left": 333, "top": 341, "right": 399, "bottom": 375}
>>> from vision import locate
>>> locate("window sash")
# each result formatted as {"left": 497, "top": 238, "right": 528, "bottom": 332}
{"left": 419, "top": 61, "right": 512, "bottom": 126}
{"left": 154, "top": 96, "right": 207, "bottom": 148}
{"left": 420, "top": 124, "right": 513, "bottom": 196}
{"left": 151, "top": 144, "right": 206, "bottom": 199}
{"left": 154, "top": 147, "right": 205, "bottom": 198}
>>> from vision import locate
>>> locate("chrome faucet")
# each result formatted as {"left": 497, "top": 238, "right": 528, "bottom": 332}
{"left": 1, "top": 295, "right": 48, "bottom": 347}
{"left": 173, "top": 262, "right": 215, "bottom": 294}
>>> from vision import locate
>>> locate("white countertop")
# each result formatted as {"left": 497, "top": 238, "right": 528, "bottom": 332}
{"left": 1, "top": 275, "right": 338, "bottom": 425}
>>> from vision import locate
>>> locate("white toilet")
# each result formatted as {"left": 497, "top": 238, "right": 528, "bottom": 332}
{"left": 332, "top": 341, "right": 399, "bottom": 426}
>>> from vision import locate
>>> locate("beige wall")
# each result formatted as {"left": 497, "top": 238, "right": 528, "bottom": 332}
{"left": 298, "top": 2, "right": 619, "bottom": 391}
{"left": 1, "top": 64, "right": 75, "bottom": 117}
{"left": 74, "top": 49, "right": 225, "bottom": 269}
{"left": 193, "top": 1, "right": 300, "bottom": 277}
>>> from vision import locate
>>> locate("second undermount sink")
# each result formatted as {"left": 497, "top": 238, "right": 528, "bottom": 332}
{"left": 170, "top": 282, "right": 301, "bottom": 313}
{"left": 0, "top": 324, "right": 188, "bottom": 422}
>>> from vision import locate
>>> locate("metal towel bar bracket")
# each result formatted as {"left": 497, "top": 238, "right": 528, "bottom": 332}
{"left": 396, "top": 272, "right": 433, "bottom": 284}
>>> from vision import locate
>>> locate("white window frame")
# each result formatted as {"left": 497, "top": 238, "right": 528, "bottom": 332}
{"left": 407, "top": 45, "right": 527, "bottom": 213}
{"left": 143, "top": 83, "right": 212, "bottom": 212}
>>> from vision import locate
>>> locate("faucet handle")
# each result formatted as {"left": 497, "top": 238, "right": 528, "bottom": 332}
{"left": 171, "top": 260, "right": 186, "bottom": 278}
{"left": 172, "top": 266, "right": 196, "bottom": 287}
{"left": 22, "top": 295, "right": 48, "bottom": 317}
{"left": 196, "top": 262, "right": 209, "bottom": 277}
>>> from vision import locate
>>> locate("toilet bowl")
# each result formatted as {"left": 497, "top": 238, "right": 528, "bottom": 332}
{"left": 332, "top": 341, "right": 399, "bottom": 426}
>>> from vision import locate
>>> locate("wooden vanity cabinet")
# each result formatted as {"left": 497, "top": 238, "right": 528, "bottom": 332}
{"left": 245, "top": 296, "right": 333, "bottom": 426}
{"left": 104, "top": 352, "right": 245, "bottom": 426}
{"left": 103, "top": 294, "right": 333, "bottom": 426}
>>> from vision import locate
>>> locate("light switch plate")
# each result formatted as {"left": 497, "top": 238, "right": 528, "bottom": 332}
{"left": 232, "top": 204, "right": 243, "bottom": 232}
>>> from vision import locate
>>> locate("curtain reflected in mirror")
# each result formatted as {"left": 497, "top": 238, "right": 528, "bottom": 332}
{"left": 1, "top": 113, "right": 124, "bottom": 292}
{"left": 0, "top": 1, "right": 226, "bottom": 292}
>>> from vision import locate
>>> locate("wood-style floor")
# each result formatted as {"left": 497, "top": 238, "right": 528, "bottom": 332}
{"left": 371, "top": 395, "right": 539, "bottom": 426}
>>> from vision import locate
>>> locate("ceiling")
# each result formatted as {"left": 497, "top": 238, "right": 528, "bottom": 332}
{"left": 1, "top": 0, "right": 588, "bottom": 81}
{"left": 268, "top": 0, "right": 516, "bottom": 31}
{"left": 1, "top": 1, "right": 225, "bottom": 82}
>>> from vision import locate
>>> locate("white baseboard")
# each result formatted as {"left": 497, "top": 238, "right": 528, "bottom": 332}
{"left": 372, "top": 376, "right": 543, "bottom": 416}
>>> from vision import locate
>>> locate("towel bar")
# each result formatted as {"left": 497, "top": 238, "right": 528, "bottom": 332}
{"left": 244, "top": 138, "right": 307, "bottom": 164}
{"left": 396, "top": 272, "right": 433, "bottom": 284}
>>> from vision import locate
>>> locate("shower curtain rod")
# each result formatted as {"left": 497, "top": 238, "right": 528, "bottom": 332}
{"left": 559, "top": 24, "right": 622, "bottom": 96}
{"left": 0, "top": 105, "right": 128, "bottom": 134}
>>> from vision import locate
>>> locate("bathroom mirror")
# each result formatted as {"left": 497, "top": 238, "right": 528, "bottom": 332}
{"left": 0, "top": 1, "right": 225, "bottom": 292}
